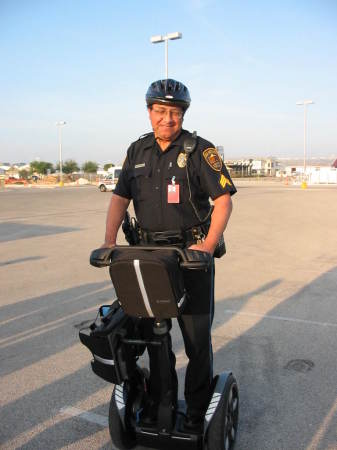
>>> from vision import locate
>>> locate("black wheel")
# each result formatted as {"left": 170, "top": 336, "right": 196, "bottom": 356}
{"left": 206, "top": 375, "right": 239, "bottom": 450}
{"left": 109, "top": 386, "right": 136, "bottom": 449}
{"left": 99, "top": 184, "right": 107, "bottom": 192}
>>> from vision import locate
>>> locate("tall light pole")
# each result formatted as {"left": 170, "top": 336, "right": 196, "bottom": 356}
{"left": 56, "top": 121, "right": 66, "bottom": 187}
{"left": 150, "top": 32, "right": 182, "bottom": 79}
{"left": 296, "top": 100, "right": 314, "bottom": 188}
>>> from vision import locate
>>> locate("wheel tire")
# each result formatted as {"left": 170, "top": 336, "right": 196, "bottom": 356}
{"left": 100, "top": 184, "right": 107, "bottom": 192}
{"left": 206, "top": 375, "right": 239, "bottom": 450}
{"left": 109, "top": 387, "right": 136, "bottom": 450}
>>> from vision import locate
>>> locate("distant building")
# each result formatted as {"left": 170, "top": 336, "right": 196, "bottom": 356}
{"left": 251, "top": 158, "right": 279, "bottom": 176}
{"left": 285, "top": 165, "right": 337, "bottom": 184}
{"left": 224, "top": 157, "right": 279, "bottom": 177}
{"left": 308, "top": 167, "right": 337, "bottom": 184}
{"left": 0, "top": 164, "right": 11, "bottom": 171}
{"left": 13, "top": 163, "right": 30, "bottom": 170}
{"left": 5, "top": 167, "right": 21, "bottom": 178}
{"left": 224, "top": 159, "right": 253, "bottom": 177}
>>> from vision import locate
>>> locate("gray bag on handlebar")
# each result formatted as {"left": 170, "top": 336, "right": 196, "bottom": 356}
{"left": 109, "top": 248, "right": 186, "bottom": 319}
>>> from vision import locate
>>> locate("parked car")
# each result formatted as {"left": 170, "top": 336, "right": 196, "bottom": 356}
{"left": 98, "top": 167, "right": 122, "bottom": 192}
{"left": 5, "top": 176, "right": 28, "bottom": 185}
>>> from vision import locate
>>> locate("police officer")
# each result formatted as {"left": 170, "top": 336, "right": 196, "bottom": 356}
{"left": 103, "top": 79, "right": 236, "bottom": 430}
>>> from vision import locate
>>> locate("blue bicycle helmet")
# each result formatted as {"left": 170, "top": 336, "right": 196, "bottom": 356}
{"left": 146, "top": 79, "right": 191, "bottom": 111}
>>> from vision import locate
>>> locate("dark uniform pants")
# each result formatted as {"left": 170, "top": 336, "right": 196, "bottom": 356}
{"left": 143, "top": 260, "right": 215, "bottom": 416}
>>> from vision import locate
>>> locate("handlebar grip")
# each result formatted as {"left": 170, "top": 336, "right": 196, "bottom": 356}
{"left": 90, "top": 247, "right": 114, "bottom": 267}
{"left": 180, "top": 249, "right": 212, "bottom": 270}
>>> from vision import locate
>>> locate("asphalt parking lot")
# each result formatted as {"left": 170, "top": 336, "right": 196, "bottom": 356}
{"left": 0, "top": 182, "right": 336, "bottom": 450}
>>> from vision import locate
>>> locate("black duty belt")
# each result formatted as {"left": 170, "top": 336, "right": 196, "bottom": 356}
{"left": 140, "top": 225, "right": 207, "bottom": 246}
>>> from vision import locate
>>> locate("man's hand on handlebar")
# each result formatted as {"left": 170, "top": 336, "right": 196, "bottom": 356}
{"left": 100, "top": 242, "right": 115, "bottom": 249}
{"left": 188, "top": 242, "right": 214, "bottom": 255}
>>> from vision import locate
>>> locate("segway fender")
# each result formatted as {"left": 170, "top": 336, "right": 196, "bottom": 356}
{"left": 114, "top": 383, "right": 127, "bottom": 428}
{"left": 203, "top": 371, "right": 232, "bottom": 436}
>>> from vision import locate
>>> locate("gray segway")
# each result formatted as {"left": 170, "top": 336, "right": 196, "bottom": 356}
{"left": 80, "top": 245, "right": 239, "bottom": 450}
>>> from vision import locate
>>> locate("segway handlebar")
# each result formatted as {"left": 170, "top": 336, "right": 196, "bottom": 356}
{"left": 90, "top": 245, "right": 211, "bottom": 270}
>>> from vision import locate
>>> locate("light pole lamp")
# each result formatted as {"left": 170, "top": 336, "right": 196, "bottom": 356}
{"left": 150, "top": 32, "right": 182, "bottom": 79}
{"left": 296, "top": 100, "right": 314, "bottom": 179}
{"left": 56, "top": 121, "right": 66, "bottom": 186}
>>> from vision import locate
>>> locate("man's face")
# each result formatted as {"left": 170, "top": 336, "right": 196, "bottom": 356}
{"left": 148, "top": 104, "right": 183, "bottom": 142}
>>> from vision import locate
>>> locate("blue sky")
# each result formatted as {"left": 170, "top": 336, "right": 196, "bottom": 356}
{"left": 1, "top": 0, "right": 337, "bottom": 165}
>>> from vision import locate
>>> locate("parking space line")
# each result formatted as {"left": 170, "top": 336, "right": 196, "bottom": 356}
{"left": 0, "top": 304, "right": 101, "bottom": 348}
{"left": 306, "top": 397, "right": 337, "bottom": 450}
{"left": 223, "top": 309, "right": 337, "bottom": 328}
{"left": 0, "top": 287, "right": 112, "bottom": 327}
{"left": 60, "top": 406, "right": 108, "bottom": 427}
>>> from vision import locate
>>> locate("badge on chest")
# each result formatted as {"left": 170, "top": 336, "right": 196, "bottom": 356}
{"left": 167, "top": 176, "right": 180, "bottom": 203}
{"left": 177, "top": 152, "right": 187, "bottom": 168}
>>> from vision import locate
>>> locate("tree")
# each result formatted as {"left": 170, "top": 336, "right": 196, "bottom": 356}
{"left": 30, "top": 161, "right": 54, "bottom": 175}
{"left": 19, "top": 169, "right": 29, "bottom": 179}
{"left": 82, "top": 161, "right": 98, "bottom": 173}
{"left": 56, "top": 159, "right": 80, "bottom": 174}
{"left": 104, "top": 163, "right": 115, "bottom": 171}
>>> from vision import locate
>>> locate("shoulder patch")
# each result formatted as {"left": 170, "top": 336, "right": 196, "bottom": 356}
{"left": 220, "top": 173, "right": 232, "bottom": 188}
{"left": 203, "top": 148, "right": 222, "bottom": 171}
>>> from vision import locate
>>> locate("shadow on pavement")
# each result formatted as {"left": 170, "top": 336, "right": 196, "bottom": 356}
{"left": 0, "top": 276, "right": 279, "bottom": 449}
{"left": 2, "top": 268, "right": 336, "bottom": 450}
{"left": 0, "top": 365, "right": 110, "bottom": 448}
{"left": 0, "top": 282, "right": 113, "bottom": 376}
{"left": 17, "top": 405, "right": 112, "bottom": 450}
{"left": 212, "top": 266, "right": 337, "bottom": 450}
{"left": 0, "top": 256, "right": 45, "bottom": 267}
{"left": 0, "top": 222, "right": 80, "bottom": 243}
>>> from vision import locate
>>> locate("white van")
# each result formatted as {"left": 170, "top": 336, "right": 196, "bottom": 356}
{"left": 98, "top": 166, "right": 122, "bottom": 192}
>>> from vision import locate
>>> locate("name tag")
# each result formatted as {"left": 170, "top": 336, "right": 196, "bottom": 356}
{"left": 167, "top": 183, "right": 180, "bottom": 203}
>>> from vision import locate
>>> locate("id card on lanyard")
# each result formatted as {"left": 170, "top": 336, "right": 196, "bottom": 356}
{"left": 167, "top": 176, "right": 180, "bottom": 203}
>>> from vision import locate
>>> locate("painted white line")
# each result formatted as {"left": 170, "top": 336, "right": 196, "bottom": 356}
{"left": 0, "top": 288, "right": 114, "bottom": 327}
{"left": 223, "top": 309, "right": 337, "bottom": 328}
{"left": 60, "top": 406, "right": 108, "bottom": 427}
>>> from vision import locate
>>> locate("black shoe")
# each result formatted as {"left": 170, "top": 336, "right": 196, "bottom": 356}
{"left": 183, "top": 411, "right": 204, "bottom": 433}
{"left": 139, "top": 399, "right": 158, "bottom": 426}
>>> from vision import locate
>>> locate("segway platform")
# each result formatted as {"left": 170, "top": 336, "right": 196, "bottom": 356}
{"left": 81, "top": 245, "right": 239, "bottom": 450}
{"left": 111, "top": 369, "right": 239, "bottom": 450}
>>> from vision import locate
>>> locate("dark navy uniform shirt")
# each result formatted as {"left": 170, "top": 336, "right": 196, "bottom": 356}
{"left": 114, "top": 129, "right": 236, "bottom": 232}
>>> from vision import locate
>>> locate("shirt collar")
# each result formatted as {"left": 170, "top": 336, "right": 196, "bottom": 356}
{"left": 170, "top": 129, "right": 189, "bottom": 147}
{"left": 140, "top": 133, "right": 156, "bottom": 150}
{"left": 147, "top": 129, "right": 190, "bottom": 151}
